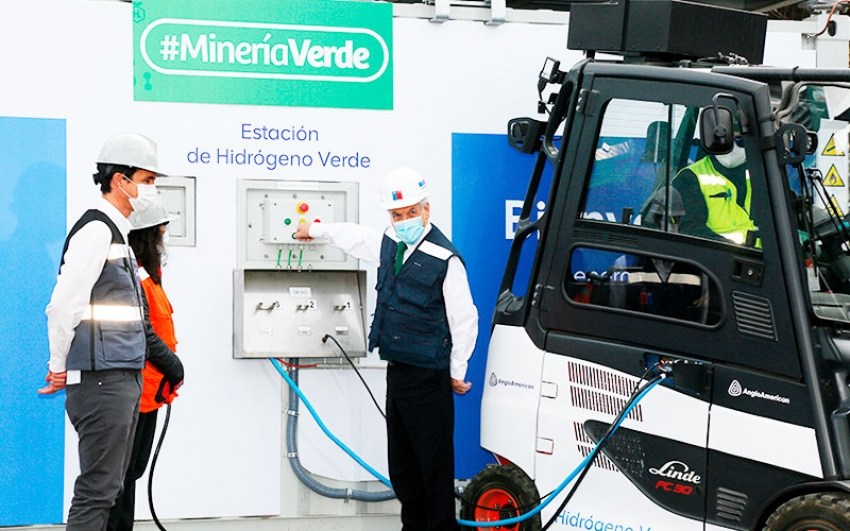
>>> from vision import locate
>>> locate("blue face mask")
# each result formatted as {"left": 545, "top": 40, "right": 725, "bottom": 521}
{"left": 394, "top": 216, "right": 425, "bottom": 245}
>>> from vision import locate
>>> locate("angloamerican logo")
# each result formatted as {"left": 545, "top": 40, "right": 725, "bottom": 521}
{"left": 488, "top": 372, "right": 534, "bottom": 390}
{"left": 728, "top": 379, "right": 790, "bottom": 404}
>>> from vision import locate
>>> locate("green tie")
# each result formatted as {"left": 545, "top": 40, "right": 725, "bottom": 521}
{"left": 394, "top": 241, "right": 407, "bottom": 275}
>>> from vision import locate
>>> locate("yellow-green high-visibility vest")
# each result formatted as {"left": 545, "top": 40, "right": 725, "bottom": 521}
{"left": 685, "top": 157, "right": 756, "bottom": 245}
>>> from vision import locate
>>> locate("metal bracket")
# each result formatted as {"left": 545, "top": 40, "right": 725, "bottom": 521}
{"left": 731, "top": 257, "right": 764, "bottom": 286}
{"left": 431, "top": 0, "right": 450, "bottom": 23}
{"left": 485, "top": 0, "right": 505, "bottom": 26}
{"left": 430, "top": 0, "right": 506, "bottom": 25}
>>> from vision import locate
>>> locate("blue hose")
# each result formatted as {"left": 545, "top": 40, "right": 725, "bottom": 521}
{"left": 457, "top": 376, "right": 665, "bottom": 528}
{"left": 271, "top": 356, "right": 663, "bottom": 528}
{"left": 283, "top": 362, "right": 395, "bottom": 501}
{"left": 269, "top": 358, "right": 394, "bottom": 488}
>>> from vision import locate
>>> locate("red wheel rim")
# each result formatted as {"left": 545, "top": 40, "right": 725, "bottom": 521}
{"left": 474, "top": 488, "right": 521, "bottom": 530}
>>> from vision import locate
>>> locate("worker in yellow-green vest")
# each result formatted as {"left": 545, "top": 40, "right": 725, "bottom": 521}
{"left": 673, "top": 133, "right": 758, "bottom": 246}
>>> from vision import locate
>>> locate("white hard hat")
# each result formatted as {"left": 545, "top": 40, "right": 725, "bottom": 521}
{"left": 129, "top": 200, "right": 172, "bottom": 230}
{"left": 97, "top": 132, "right": 162, "bottom": 174}
{"left": 380, "top": 167, "right": 428, "bottom": 209}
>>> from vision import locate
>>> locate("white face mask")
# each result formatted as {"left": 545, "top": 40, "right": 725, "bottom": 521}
{"left": 130, "top": 183, "right": 157, "bottom": 213}
{"left": 714, "top": 143, "right": 746, "bottom": 169}
{"left": 120, "top": 177, "right": 157, "bottom": 213}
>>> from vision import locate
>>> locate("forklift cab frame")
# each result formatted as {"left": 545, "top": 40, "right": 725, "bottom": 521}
{"left": 468, "top": 5, "right": 850, "bottom": 530}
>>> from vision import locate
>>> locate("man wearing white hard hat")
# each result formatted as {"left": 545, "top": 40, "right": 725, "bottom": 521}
{"left": 40, "top": 133, "right": 184, "bottom": 531}
{"left": 296, "top": 167, "right": 478, "bottom": 531}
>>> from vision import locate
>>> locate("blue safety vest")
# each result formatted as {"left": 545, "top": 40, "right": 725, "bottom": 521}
{"left": 369, "top": 226, "right": 460, "bottom": 370}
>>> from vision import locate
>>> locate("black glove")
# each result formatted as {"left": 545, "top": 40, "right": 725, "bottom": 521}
{"left": 141, "top": 291, "right": 184, "bottom": 387}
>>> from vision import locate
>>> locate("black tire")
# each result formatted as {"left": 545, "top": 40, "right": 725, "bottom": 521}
{"left": 460, "top": 464, "right": 542, "bottom": 531}
{"left": 763, "top": 492, "right": 850, "bottom": 531}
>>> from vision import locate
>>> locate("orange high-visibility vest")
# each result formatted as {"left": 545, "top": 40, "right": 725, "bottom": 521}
{"left": 138, "top": 269, "right": 178, "bottom": 413}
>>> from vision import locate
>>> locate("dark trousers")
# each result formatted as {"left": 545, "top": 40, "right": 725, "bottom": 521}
{"left": 386, "top": 362, "right": 459, "bottom": 531}
{"left": 65, "top": 369, "right": 142, "bottom": 531}
{"left": 107, "top": 409, "right": 159, "bottom": 531}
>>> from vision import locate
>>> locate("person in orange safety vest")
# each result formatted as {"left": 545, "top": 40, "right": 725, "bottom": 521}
{"left": 107, "top": 200, "right": 179, "bottom": 531}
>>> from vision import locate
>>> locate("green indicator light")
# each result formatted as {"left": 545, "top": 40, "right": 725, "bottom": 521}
{"left": 284, "top": 218, "right": 292, "bottom": 225}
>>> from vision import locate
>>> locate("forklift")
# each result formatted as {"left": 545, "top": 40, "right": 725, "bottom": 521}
{"left": 462, "top": 1, "right": 850, "bottom": 530}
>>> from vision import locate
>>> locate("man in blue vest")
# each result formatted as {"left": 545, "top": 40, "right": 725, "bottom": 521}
{"left": 39, "top": 132, "right": 184, "bottom": 531}
{"left": 295, "top": 167, "right": 478, "bottom": 531}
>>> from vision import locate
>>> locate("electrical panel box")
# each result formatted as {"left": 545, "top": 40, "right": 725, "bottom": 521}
{"left": 233, "top": 269, "right": 368, "bottom": 359}
{"left": 237, "top": 180, "right": 359, "bottom": 270}
{"left": 155, "top": 176, "right": 196, "bottom": 246}
{"left": 234, "top": 180, "right": 367, "bottom": 359}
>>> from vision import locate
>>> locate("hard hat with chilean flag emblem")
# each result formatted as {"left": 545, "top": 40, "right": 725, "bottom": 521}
{"left": 380, "top": 167, "right": 428, "bottom": 209}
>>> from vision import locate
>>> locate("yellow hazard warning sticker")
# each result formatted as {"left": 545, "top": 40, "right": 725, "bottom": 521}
{"left": 827, "top": 194, "right": 845, "bottom": 218}
{"left": 822, "top": 134, "right": 846, "bottom": 156}
{"left": 824, "top": 164, "right": 845, "bottom": 187}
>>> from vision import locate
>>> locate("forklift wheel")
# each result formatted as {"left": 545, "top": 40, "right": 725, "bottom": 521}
{"left": 460, "top": 464, "right": 541, "bottom": 531}
{"left": 763, "top": 492, "right": 850, "bottom": 531}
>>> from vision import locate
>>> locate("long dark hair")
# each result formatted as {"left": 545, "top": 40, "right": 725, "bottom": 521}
{"left": 129, "top": 225, "right": 163, "bottom": 285}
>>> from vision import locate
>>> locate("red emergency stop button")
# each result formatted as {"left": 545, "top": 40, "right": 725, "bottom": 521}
{"left": 296, "top": 202, "right": 309, "bottom": 214}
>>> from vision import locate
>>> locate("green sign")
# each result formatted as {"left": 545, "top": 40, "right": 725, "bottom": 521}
{"left": 133, "top": 0, "right": 393, "bottom": 109}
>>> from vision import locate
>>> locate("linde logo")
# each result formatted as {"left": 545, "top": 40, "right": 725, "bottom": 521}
{"left": 648, "top": 461, "right": 701, "bottom": 485}
{"left": 140, "top": 19, "right": 389, "bottom": 83}
{"left": 728, "top": 379, "right": 791, "bottom": 404}
{"left": 488, "top": 372, "right": 535, "bottom": 390}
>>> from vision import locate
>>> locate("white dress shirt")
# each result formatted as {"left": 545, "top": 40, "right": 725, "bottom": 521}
{"left": 45, "top": 198, "right": 132, "bottom": 374}
{"left": 309, "top": 221, "right": 478, "bottom": 381}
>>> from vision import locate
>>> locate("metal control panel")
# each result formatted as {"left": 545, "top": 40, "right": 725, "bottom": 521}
{"left": 234, "top": 180, "right": 366, "bottom": 359}
{"left": 237, "top": 179, "right": 358, "bottom": 270}
{"left": 233, "top": 270, "right": 367, "bottom": 359}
